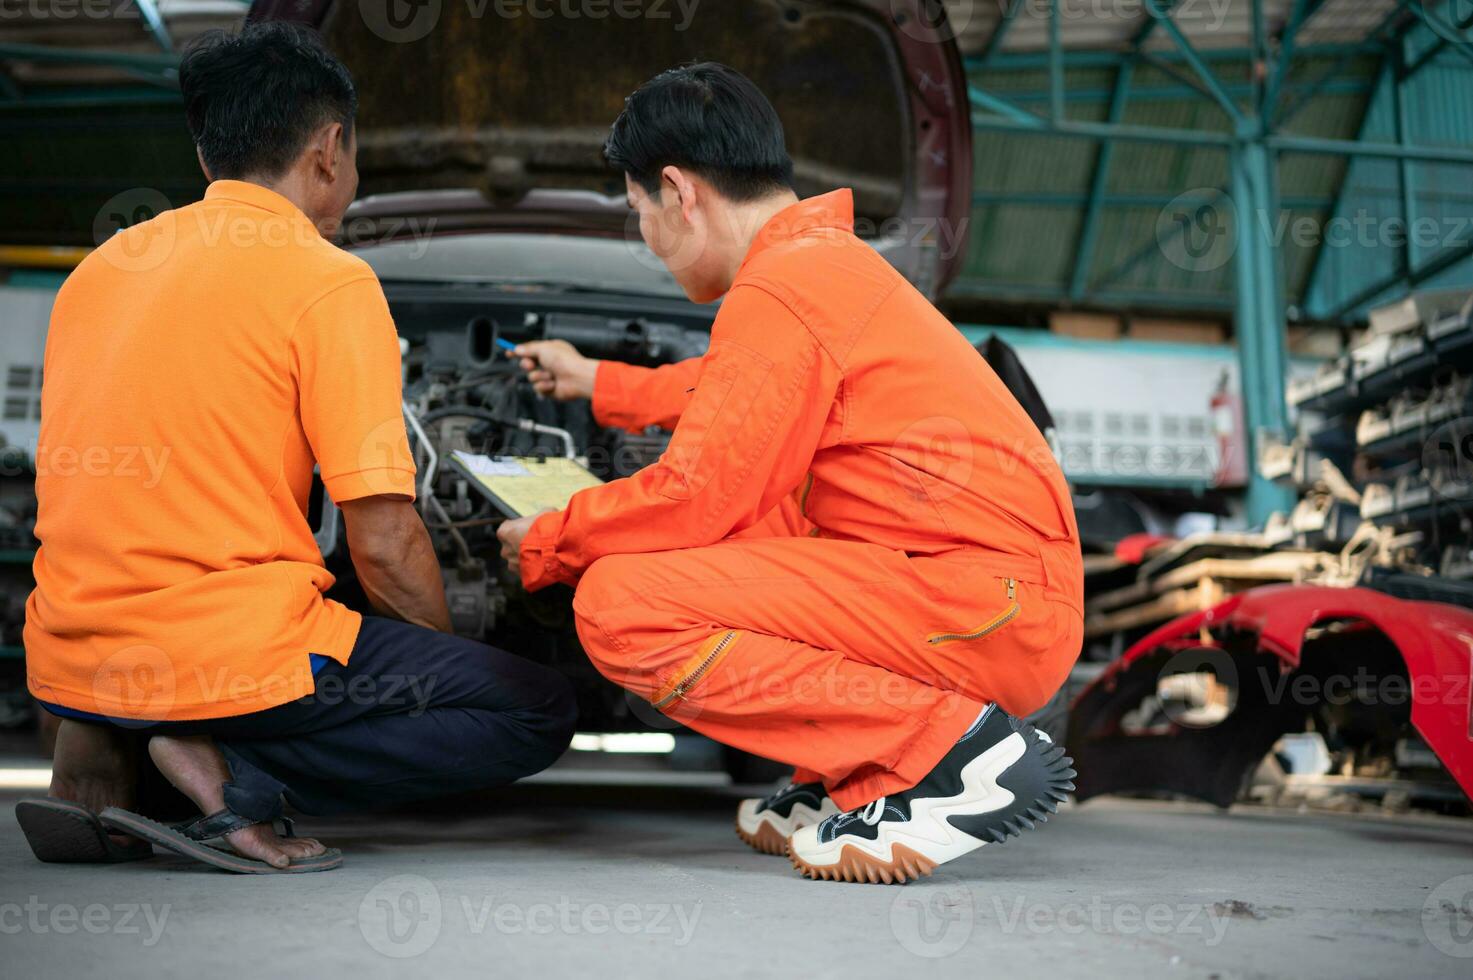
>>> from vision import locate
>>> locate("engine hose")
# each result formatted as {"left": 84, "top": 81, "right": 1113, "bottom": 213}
{"left": 418, "top": 406, "right": 511, "bottom": 429}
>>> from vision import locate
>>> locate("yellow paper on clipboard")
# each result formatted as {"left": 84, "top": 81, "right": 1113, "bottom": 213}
{"left": 448, "top": 451, "right": 604, "bottom": 519}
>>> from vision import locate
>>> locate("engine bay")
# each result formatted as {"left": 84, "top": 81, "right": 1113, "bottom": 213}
{"left": 318, "top": 285, "right": 714, "bottom": 734}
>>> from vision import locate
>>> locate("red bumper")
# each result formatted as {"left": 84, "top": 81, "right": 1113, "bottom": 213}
{"left": 1068, "top": 584, "right": 1473, "bottom": 805}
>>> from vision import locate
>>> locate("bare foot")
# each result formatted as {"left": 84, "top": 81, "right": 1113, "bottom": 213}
{"left": 147, "top": 735, "right": 327, "bottom": 869}
{"left": 50, "top": 720, "right": 137, "bottom": 814}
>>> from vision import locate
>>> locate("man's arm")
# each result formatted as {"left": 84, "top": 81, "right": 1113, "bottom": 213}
{"left": 340, "top": 496, "right": 452, "bottom": 632}
{"left": 512, "top": 339, "right": 704, "bottom": 433}
{"left": 512, "top": 285, "right": 841, "bottom": 592}
{"left": 288, "top": 273, "right": 444, "bottom": 624}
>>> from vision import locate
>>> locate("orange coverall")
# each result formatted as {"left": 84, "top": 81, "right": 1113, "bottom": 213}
{"left": 521, "top": 190, "right": 1083, "bottom": 809}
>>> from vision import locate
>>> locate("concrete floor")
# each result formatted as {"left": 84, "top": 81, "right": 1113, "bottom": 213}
{"left": 3, "top": 766, "right": 1472, "bottom": 980}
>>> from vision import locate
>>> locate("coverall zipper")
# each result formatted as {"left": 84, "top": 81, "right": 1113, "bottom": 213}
{"left": 653, "top": 630, "right": 740, "bottom": 709}
{"left": 927, "top": 578, "right": 1019, "bottom": 645}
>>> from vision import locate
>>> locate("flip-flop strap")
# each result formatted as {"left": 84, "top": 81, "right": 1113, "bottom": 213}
{"left": 177, "top": 809, "right": 295, "bottom": 841}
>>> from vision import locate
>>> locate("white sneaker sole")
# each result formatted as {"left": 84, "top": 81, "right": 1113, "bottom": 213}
{"left": 788, "top": 727, "right": 1074, "bottom": 884}
{"left": 735, "top": 796, "right": 840, "bottom": 856}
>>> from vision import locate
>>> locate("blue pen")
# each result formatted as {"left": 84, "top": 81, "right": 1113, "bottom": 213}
{"left": 495, "top": 337, "right": 519, "bottom": 353}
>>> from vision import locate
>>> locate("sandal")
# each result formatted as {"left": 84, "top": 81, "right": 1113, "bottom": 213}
{"left": 99, "top": 805, "right": 343, "bottom": 874}
{"left": 16, "top": 798, "right": 155, "bottom": 864}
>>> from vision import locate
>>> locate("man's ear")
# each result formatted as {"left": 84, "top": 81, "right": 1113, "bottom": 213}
{"left": 316, "top": 121, "right": 345, "bottom": 183}
{"left": 661, "top": 165, "right": 700, "bottom": 225}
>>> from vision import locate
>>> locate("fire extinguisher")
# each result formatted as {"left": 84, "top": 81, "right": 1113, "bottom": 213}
{"left": 1211, "top": 370, "right": 1248, "bottom": 487}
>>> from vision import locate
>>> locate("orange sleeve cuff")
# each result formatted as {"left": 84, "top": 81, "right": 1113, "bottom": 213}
{"left": 322, "top": 466, "right": 417, "bottom": 503}
{"left": 519, "top": 509, "right": 577, "bottom": 592}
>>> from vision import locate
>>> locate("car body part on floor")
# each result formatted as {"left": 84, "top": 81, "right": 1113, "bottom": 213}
{"left": 1068, "top": 584, "right": 1473, "bottom": 809}
{"left": 16, "top": 798, "right": 154, "bottom": 864}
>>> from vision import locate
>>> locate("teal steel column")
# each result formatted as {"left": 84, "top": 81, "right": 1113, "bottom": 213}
{"left": 1049, "top": 0, "right": 1065, "bottom": 122}
{"left": 1391, "top": 39, "right": 1418, "bottom": 274}
{"left": 1232, "top": 138, "right": 1295, "bottom": 524}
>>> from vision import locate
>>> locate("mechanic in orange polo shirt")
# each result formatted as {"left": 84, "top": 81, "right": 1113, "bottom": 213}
{"left": 19, "top": 23, "right": 575, "bottom": 874}
{"left": 499, "top": 63, "right": 1083, "bottom": 884}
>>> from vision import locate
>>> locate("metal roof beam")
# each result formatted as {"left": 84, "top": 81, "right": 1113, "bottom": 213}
{"left": 1264, "top": 0, "right": 1330, "bottom": 122}
{"left": 134, "top": 0, "right": 174, "bottom": 54}
{"left": 1093, "top": 186, "right": 1232, "bottom": 291}
{"left": 1401, "top": 1, "right": 1473, "bottom": 75}
{"left": 1322, "top": 237, "right": 1473, "bottom": 322}
{"left": 975, "top": 0, "right": 1025, "bottom": 68}
{"left": 1069, "top": 59, "right": 1134, "bottom": 302}
{"left": 0, "top": 43, "right": 178, "bottom": 74}
{"left": 1144, "top": 0, "right": 1246, "bottom": 127}
{"left": 966, "top": 86, "right": 1046, "bottom": 128}
{"left": 970, "top": 112, "right": 1233, "bottom": 146}
{"left": 1049, "top": 0, "right": 1065, "bottom": 122}
{"left": 1269, "top": 132, "right": 1473, "bottom": 166}
{"left": 1276, "top": 2, "right": 1414, "bottom": 127}
{"left": 969, "top": 43, "right": 1379, "bottom": 72}
{"left": 1300, "top": 54, "right": 1390, "bottom": 318}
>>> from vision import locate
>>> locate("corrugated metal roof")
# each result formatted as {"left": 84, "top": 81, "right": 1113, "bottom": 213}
{"left": 1302, "top": 26, "right": 1473, "bottom": 320}
{"left": 950, "top": 0, "right": 1400, "bottom": 54}
{"left": 956, "top": 53, "right": 1377, "bottom": 313}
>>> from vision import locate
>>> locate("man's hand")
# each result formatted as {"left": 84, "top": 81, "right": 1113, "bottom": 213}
{"left": 497, "top": 514, "right": 540, "bottom": 578}
{"left": 511, "top": 340, "right": 599, "bottom": 401}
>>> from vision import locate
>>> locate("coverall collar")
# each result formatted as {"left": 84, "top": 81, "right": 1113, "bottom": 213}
{"left": 738, "top": 188, "right": 855, "bottom": 274}
{"left": 204, "top": 179, "right": 319, "bottom": 233}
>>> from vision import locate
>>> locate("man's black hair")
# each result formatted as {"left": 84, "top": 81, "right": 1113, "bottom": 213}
{"left": 604, "top": 62, "right": 794, "bottom": 202}
{"left": 179, "top": 22, "right": 358, "bottom": 181}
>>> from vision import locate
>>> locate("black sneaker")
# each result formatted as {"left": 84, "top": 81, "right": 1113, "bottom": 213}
{"left": 735, "top": 781, "right": 840, "bottom": 856}
{"left": 787, "top": 706, "right": 1074, "bottom": 883}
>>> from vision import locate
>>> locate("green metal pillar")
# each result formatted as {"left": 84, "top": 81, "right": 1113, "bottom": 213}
{"left": 1231, "top": 136, "right": 1295, "bottom": 524}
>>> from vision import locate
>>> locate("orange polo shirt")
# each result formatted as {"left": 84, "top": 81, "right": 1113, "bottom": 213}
{"left": 25, "top": 180, "right": 416, "bottom": 721}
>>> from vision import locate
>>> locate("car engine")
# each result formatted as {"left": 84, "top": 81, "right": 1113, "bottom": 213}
{"left": 316, "top": 295, "right": 713, "bottom": 734}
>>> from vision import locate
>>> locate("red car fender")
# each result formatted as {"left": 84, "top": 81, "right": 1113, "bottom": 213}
{"left": 1076, "top": 584, "right": 1473, "bottom": 802}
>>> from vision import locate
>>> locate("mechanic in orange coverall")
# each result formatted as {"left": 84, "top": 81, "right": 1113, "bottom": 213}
{"left": 498, "top": 64, "right": 1082, "bottom": 884}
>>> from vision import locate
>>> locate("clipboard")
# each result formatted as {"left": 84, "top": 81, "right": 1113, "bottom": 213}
{"left": 447, "top": 451, "right": 604, "bottom": 519}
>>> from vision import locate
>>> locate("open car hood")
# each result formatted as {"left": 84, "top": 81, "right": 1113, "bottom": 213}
{"left": 250, "top": 0, "right": 972, "bottom": 297}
